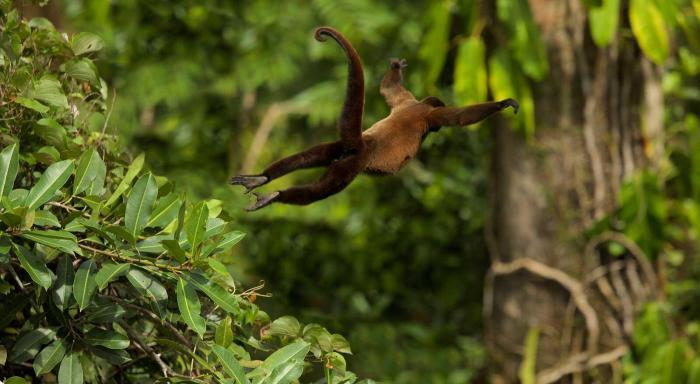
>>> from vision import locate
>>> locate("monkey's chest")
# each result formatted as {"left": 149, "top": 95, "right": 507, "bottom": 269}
{"left": 362, "top": 126, "right": 424, "bottom": 174}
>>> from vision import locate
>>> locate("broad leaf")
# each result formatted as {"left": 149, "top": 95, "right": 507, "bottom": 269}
{"left": 630, "top": 0, "right": 669, "bottom": 65}
{"left": 14, "top": 96, "right": 49, "bottom": 113}
{"left": 73, "top": 260, "right": 97, "bottom": 311}
{"left": 269, "top": 316, "right": 301, "bottom": 338}
{"left": 105, "top": 153, "right": 144, "bottom": 207}
{"left": 33, "top": 340, "right": 66, "bottom": 375}
{"left": 53, "top": 255, "right": 74, "bottom": 310}
{"left": 14, "top": 244, "right": 54, "bottom": 289}
{"left": 34, "top": 210, "right": 60, "bottom": 227}
{"left": 215, "top": 316, "right": 234, "bottom": 347}
{"left": 188, "top": 272, "right": 239, "bottom": 314}
{"left": 454, "top": 37, "right": 487, "bottom": 105}
{"left": 71, "top": 32, "right": 104, "bottom": 56}
{"left": 58, "top": 352, "right": 83, "bottom": 384}
{"left": 8, "top": 328, "right": 55, "bottom": 363}
{"left": 251, "top": 340, "right": 310, "bottom": 381}
{"left": 86, "top": 302, "right": 127, "bottom": 323}
{"left": 0, "top": 143, "right": 19, "bottom": 198}
{"left": 125, "top": 172, "right": 157, "bottom": 238}
{"left": 496, "top": 0, "right": 548, "bottom": 80}
{"left": 162, "top": 239, "right": 187, "bottom": 263}
{"left": 212, "top": 344, "right": 250, "bottom": 384}
{"left": 73, "top": 149, "right": 103, "bottom": 195}
{"left": 84, "top": 329, "right": 129, "bottom": 349}
{"left": 589, "top": 0, "right": 621, "bottom": 47}
{"left": 146, "top": 193, "right": 182, "bottom": 228}
{"left": 29, "top": 76, "right": 69, "bottom": 109}
{"left": 25, "top": 160, "right": 74, "bottom": 210}
{"left": 186, "top": 201, "right": 208, "bottom": 254}
{"left": 202, "top": 231, "right": 246, "bottom": 258}
{"left": 176, "top": 278, "right": 206, "bottom": 336}
{"left": 94, "top": 263, "right": 130, "bottom": 290}
{"left": 34, "top": 118, "right": 66, "bottom": 148}
{"left": 126, "top": 269, "right": 167, "bottom": 314}
{"left": 21, "top": 230, "right": 80, "bottom": 255}
{"left": 64, "top": 59, "right": 98, "bottom": 84}
{"left": 488, "top": 49, "right": 535, "bottom": 136}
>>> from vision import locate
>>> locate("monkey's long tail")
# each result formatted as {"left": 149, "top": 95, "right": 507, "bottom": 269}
{"left": 314, "top": 26, "right": 365, "bottom": 149}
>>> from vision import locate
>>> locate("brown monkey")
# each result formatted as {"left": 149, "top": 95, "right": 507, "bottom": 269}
{"left": 231, "top": 27, "right": 518, "bottom": 211}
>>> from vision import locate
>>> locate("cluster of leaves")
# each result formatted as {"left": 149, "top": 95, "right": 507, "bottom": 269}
{"left": 0, "top": 5, "right": 361, "bottom": 384}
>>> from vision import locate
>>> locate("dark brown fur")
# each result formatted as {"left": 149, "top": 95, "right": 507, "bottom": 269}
{"left": 231, "top": 27, "right": 518, "bottom": 211}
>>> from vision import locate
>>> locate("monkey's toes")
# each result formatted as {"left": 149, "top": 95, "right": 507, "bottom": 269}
{"left": 246, "top": 191, "right": 280, "bottom": 212}
{"left": 500, "top": 98, "right": 519, "bottom": 114}
{"left": 229, "top": 175, "right": 268, "bottom": 193}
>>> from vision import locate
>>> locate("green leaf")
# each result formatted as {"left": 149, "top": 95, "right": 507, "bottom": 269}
{"left": 58, "top": 352, "right": 83, "bottom": 384}
{"left": 135, "top": 235, "right": 167, "bottom": 253}
{"left": 215, "top": 316, "right": 234, "bottom": 347}
{"left": 14, "top": 244, "right": 54, "bottom": 289}
{"left": 488, "top": 49, "right": 535, "bottom": 137}
{"left": 125, "top": 172, "right": 158, "bottom": 238}
{"left": 29, "top": 76, "right": 69, "bottom": 109}
{"left": 176, "top": 278, "right": 206, "bottom": 336}
{"left": 34, "top": 210, "right": 60, "bottom": 227}
{"left": 105, "top": 153, "right": 145, "bottom": 207}
{"left": 162, "top": 239, "right": 187, "bottom": 263}
{"left": 518, "top": 328, "right": 539, "bottom": 384}
{"left": 86, "top": 302, "right": 127, "bottom": 323}
{"left": 202, "top": 231, "right": 246, "bottom": 258}
{"left": 126, "top": 269, "right": 167, "bottom": 314}
{"left": 269, "top": 316, "right": 301, "bottom": 338}
{"left": 53, "top": 255, "right": 74, "bottom": 310}
{"left": 73, "top": 260, "right": 97, "bottom": 311}
{"left": 4, "top": 377, "right": 28, "bottom": 384}
{"left": 34, "top": 118, "right": 67, "bottom": 148}
{"left": 186, "top": 201, "right": 209, "bottom": 254}
{"left": 454, "top": 37, "right": 487, "bottom": 105}
{"left": 71, "top": 32, "right": 104, "bottom": 56}
{"left": 496, "top": 0, "right": 549, "bottom": 80}
{"left": 105, "top": 225, "right": 136, "bottom": 245}
{"left": 629, "top": 0, "right": 670, "bottom": 65}
{"left": 212, "top": 344, "right": 250, "bottom": 384}
{"left": 84, "top": 329, "right": 129, "bottom": 349}
{"left": 21, "top": 230, "right": 80, "bottom": 255}
{"left": 146, "top": 193, "right": 182, "bottom": 228}
{"left": 91, "top": 346, "right": 131, "bottom": 365}
{"left": 34, "top": 146, "right": 62, "bottom": 165}
{"left": 64, "top": 59, "right": 98, "bottom": 84}
{"left": 14, "top": 96, "right": 49, "bottom": 113}
{"left": 188, "top": 272, "right": 239, "bottom": 314}
{"left": 0, "top": 143, "right": 19, "bottom": 198}
{"left": 73, "top": 149, "right": 104, "bottom": 195}
{"left": 417, "top": 1, "right": 452, "bottom": 89}
{"left": 251, "top": 340, "right": 310, "bottom": 381}
{"left": 25, "top": 160, "right": 74, "bottom": 210}
{"left": 205, "top": 217, "right": 227, "bottom": 239}
{"left": 33, "top": 340, "right": 66, "bottom": 375}
{"left": 8, "top": 328, "right": 55, "bottom": 363}
{"left": 94, "top": 263, "right": 130, "bottom": 290}
{"left": 589, "top": 0, "right": 621, "bottom": 47}
{"left": 331, "top": 334, "right": 352, "bottom": 354}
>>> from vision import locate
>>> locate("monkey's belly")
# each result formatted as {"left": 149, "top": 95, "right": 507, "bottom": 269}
{"left": 363, "top": 138, "right": 419, "bottom": 174}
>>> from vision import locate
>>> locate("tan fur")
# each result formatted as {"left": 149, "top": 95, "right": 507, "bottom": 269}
{"left": 362, "top": 101, "right": 434, "bottom": 174}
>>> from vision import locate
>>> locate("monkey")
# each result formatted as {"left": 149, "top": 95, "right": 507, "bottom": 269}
{"left": 230, "top": 26, "right": 519, "bottom": 211}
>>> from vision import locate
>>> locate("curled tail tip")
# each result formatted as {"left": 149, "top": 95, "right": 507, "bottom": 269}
{"left": 314, "top": 26, "right": 335, "bottom": 42}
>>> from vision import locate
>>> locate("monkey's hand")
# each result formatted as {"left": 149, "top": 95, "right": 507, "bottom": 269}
{"left": 499, "top": 98, "right": 519, "bottom": 114}
{"left": 389, "top": 58, "right": 407, "bottom": 70}
{"left": 230, "top": 175, "right": 268, "bottom": 193}
{"left": 246, "top": 191, "right": 280, "bottom": 212}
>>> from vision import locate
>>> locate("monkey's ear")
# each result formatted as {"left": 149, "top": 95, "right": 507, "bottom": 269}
{"left": 420, "top": 96, "right": 445, "bottom": 108}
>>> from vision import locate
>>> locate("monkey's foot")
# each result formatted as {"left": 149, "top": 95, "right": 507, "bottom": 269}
{"left": 229, "top": 175, "right": 268, "bottom": 193}
{"left": 500, "top": 98, "right": 519, "bottom": 114}
{"left": 390, "top": 58, "right": 408, "bottom": 70}
{"left": 246, "top": 191, "right": 280, "bottom": 212}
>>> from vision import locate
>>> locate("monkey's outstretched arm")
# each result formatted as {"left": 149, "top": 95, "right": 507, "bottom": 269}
{"left": 380, "top": 58, "right": 416, "bottom": 110}
{"left": 425, "top": 99, "right": 519, "bottom": 127}
{"left": 315, "top": 27, "right": 365, "bottom": 151}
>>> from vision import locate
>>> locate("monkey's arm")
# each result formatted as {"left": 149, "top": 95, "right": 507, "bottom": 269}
{"left": 380, "top": 58, "right": 416, "bottom": 110}
{"left": 425, "top": 99, "right": 519, "bottom": 127}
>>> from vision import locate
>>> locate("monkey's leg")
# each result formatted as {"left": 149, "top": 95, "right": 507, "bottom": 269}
{"left": 425, "top": 99, "right": 519, "bottom": 127}
{"left": 380, "top": 58, "right": 416, "bottom": 110}
{"left": 246, "top": 152, "right": 367, "bottom": 211}
{"left": 230, "top": 141, "right": 344, "bottom": 192}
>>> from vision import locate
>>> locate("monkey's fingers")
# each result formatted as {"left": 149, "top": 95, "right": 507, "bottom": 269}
{"left": 246, "top": 191, "right": 280, "bottom": 212}
{"left": 500, "top": 98, "right": 519, "bottom": 114}
{"left": 230, "top": 175, "right": 268, "bottom": 193}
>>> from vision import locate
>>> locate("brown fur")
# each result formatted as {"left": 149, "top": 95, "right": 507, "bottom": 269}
{"left": 231, "top": 27, "right": 518, "bottom": 210}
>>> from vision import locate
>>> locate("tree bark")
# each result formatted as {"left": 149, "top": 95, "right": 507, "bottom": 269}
{"left": 485, "top": 0, "right": 660, "bottom": 382}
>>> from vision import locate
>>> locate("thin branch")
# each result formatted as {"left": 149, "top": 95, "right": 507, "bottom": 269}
{"left": 121, "top": 321, "right": 173, "bottom": 378}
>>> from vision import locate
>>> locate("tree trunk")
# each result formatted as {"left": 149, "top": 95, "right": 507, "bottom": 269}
{"left": 485, "top": 1, "right": 660, "bottom": 382}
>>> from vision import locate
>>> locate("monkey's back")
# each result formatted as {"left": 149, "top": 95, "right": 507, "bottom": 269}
{"left": 362, "top": 103, "right": 431, "bottom": 174}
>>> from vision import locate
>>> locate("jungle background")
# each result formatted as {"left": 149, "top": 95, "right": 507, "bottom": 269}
{"left": 3, "top": 0, "right": 700, "bottom": 383}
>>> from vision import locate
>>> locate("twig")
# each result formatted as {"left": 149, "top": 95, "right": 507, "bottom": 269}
{"left": 7, "top": 264, "right": 27, "bottom": 292}
{"left": 537, "top": 345, "right": 628, "bottom": 384}
{"left": 121, "top": 321, "right": 173, "bottom": 378}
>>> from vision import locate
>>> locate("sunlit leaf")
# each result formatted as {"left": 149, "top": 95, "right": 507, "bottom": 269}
{"left": 52, "top": 255, "right": 74, "bottom": 310}
{"left": 488, "top": 49, "right": 535, "bottom": 136}
{"left": 454, "top": 37, "right": 487, "bottom": 106}
{"left": 73, "top": 260, "right": 97, "bottom": 311}
{"left": 188, "top": 272, "right": 239, "bottom": 314}
{"left": 629, "top": 0, "right": 670, "bottom": 65}
{"left": 589, "top": 0, "right": 620, "bottom": 47}
{"left": 496, "top": 0, "right": 548, "bottom": 80}
{"left": 64, "top": 59, "right": 99, "bottom": 84}
{"left": 14, "top": 244, "right": 54, "bottom": 290}
{"left": 21, "top": 230, "right": 80, "bottom": 255}
{"left": 0, "top": 143, "right": 19, "bottom": 198}
{"left": 25, "top": 159, "right": 74, "bottom": 210}
{"left": 94, "top": 263, "right": 130, "bottom": 290}
{"left": 269, "top": 316, "right": 301, "bottom": 338}
{"left": 105, "top": 153, "right": 144, "bottom": 207}
{"left": 29, "top": 76, "right": 69, "bottom": 109}
{"left": 73, "top": 149, "right": 104, "bottom": 195}
{"left": 176, "top": 278, "right": 206, "bottom": 336}
{"left": 34, "top": 210, "right": 60, "bottom": 227}
{"left": 186, "top": 201, "right": 208, "bottom": 254}
{"left": 71, "top": 32, "right": 104, "bottom": 56}
{"left": 126, "top": 268, "right": 167, "bottom": 315}
{"left": 33, "top": 340, "right": 66, "bottom": 375}
{"left": 8, "top": 327, "right": 55, "bottom": 363}
{"left": 58, "top": 352, "right": 83, "bottom": 384}
{"left": 146, "top": 193, "right": 182, "bottom": 228}
{"left": 212, "top": 344, "right": 250, "bottom": 384}
{"left": 215, "top": 316, "right": 234, "bottom": 347}
{"left": 125, "top": 172, "right": 157, "bottom": 238}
